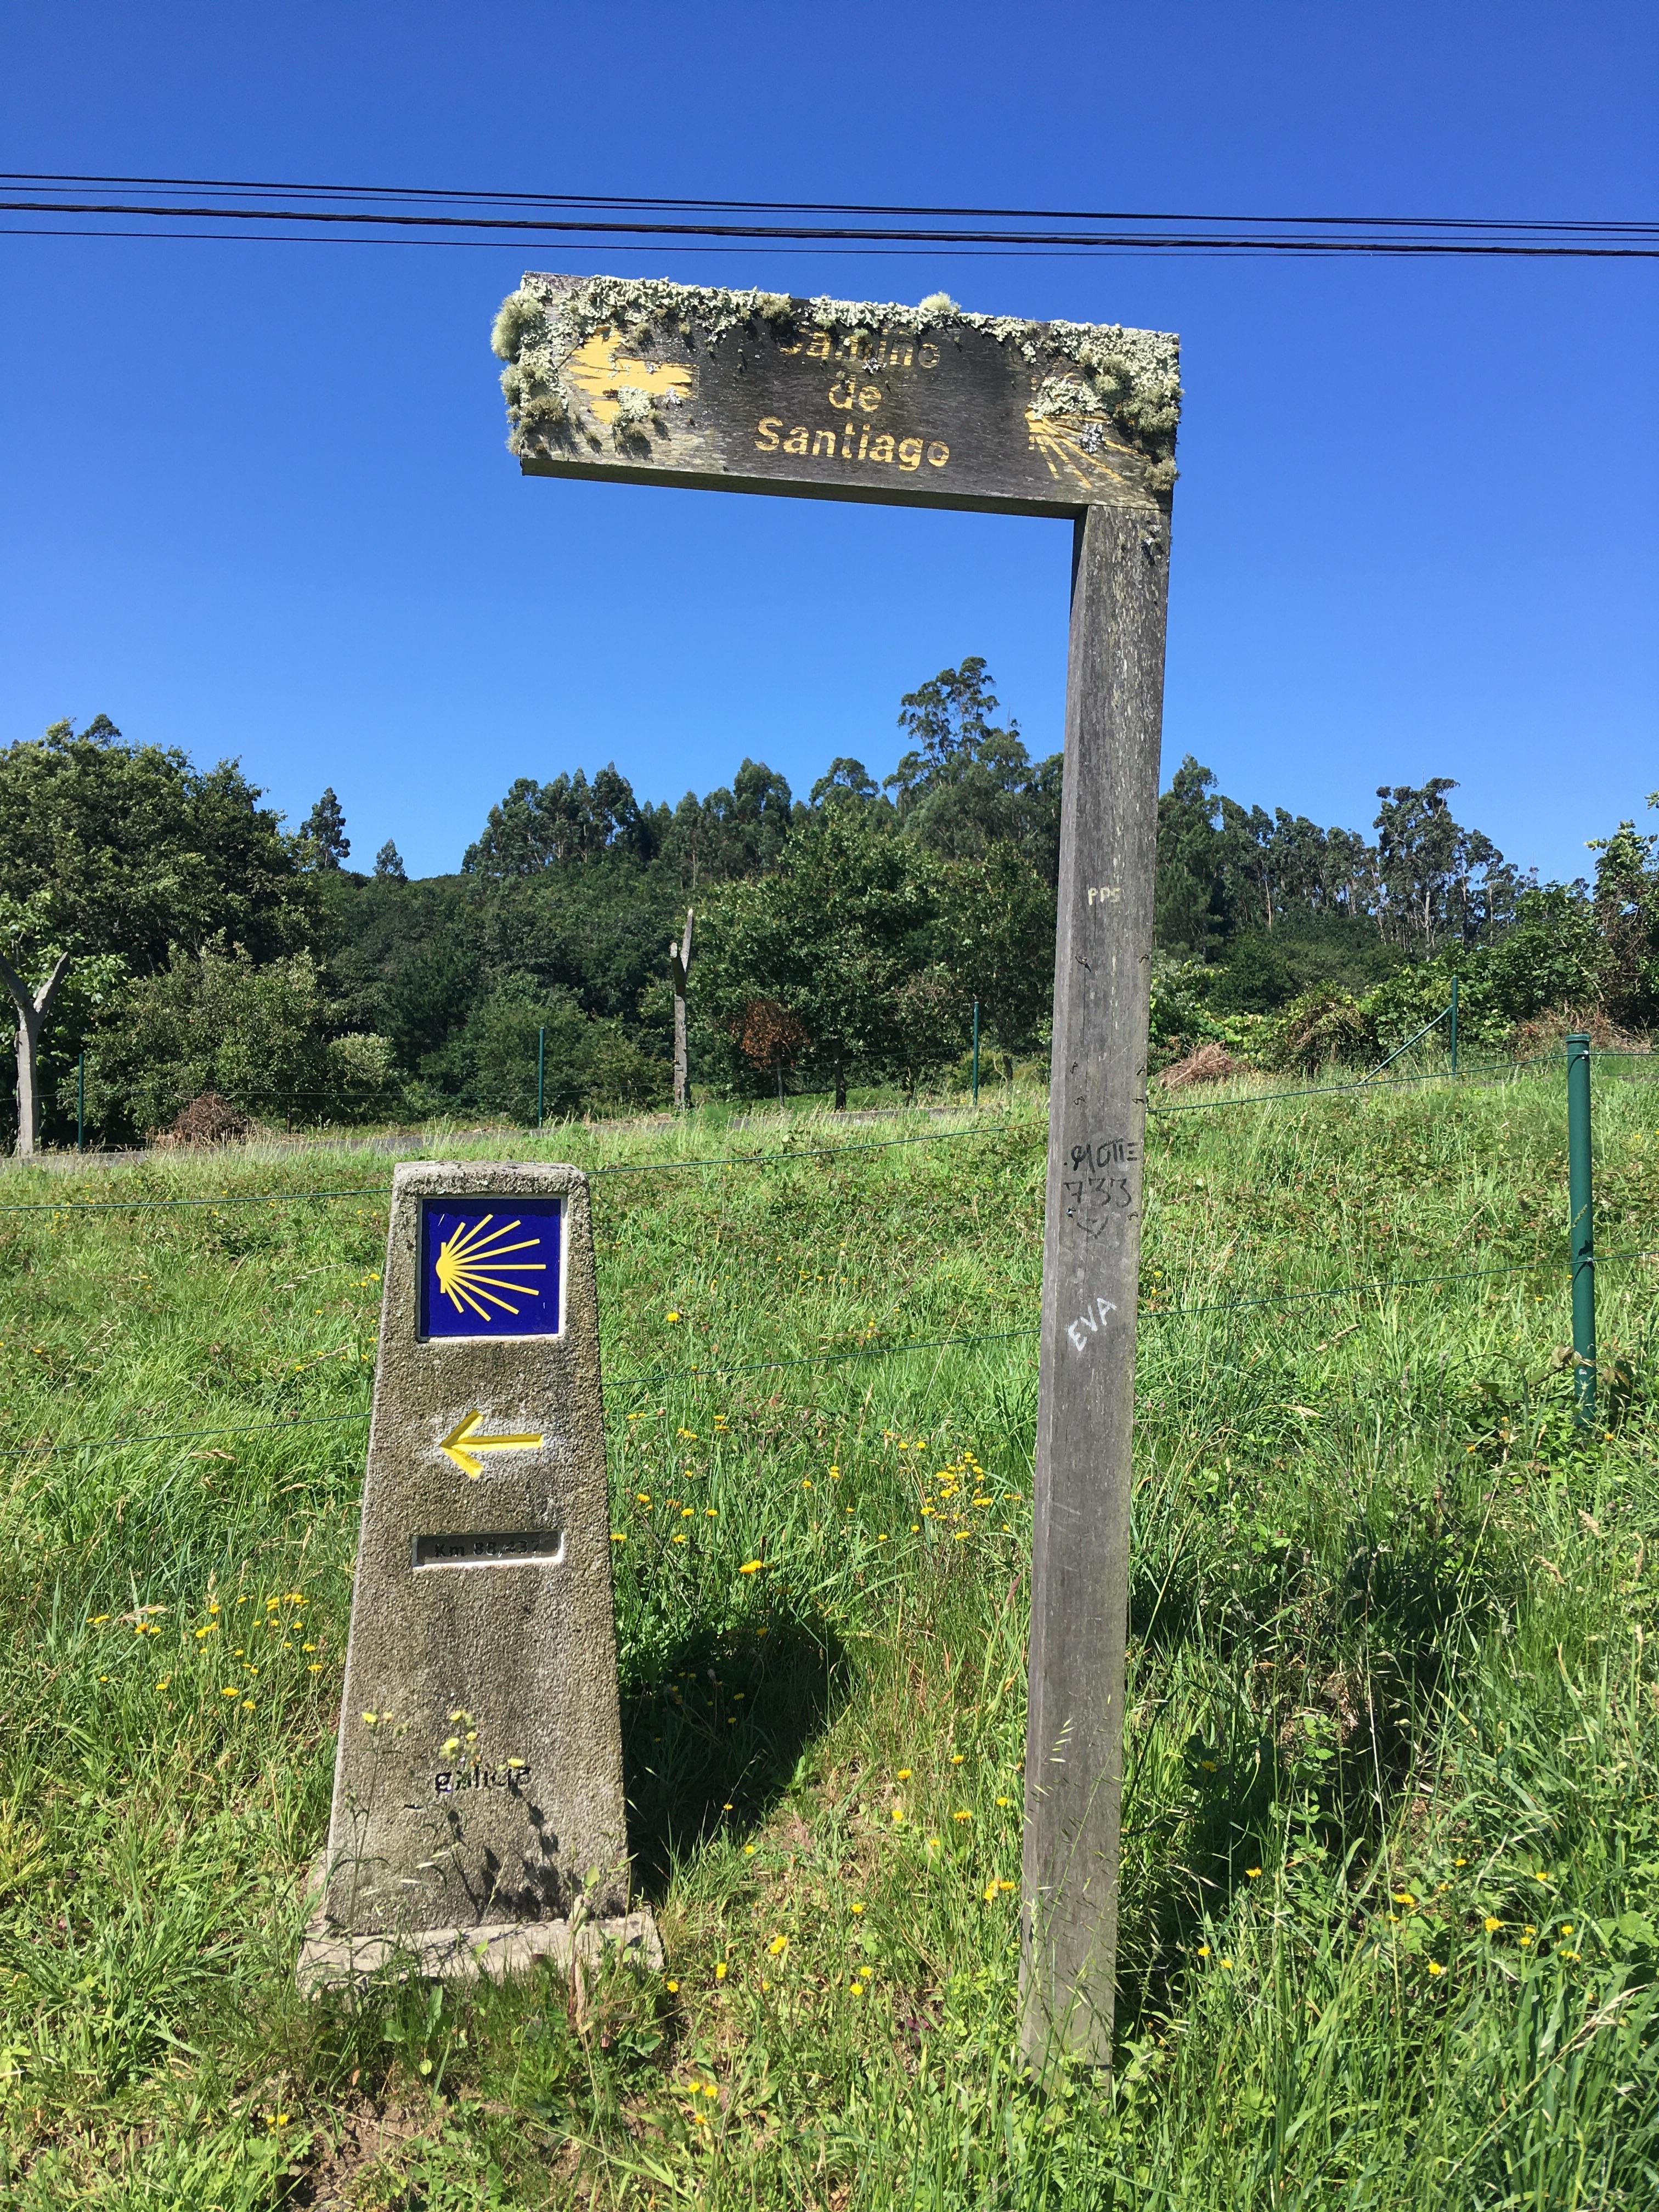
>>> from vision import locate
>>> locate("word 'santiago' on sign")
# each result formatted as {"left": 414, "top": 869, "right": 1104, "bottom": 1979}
{"left": 493, "top": 275, "right": 1180, "bottom": 519}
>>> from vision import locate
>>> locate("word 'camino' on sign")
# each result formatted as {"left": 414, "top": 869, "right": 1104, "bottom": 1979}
{"left": 755, "top": 419, "right": 950, "bottom": 474}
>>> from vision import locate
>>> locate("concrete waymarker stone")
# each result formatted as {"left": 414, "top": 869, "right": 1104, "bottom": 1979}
{"left": 299, "top": 1161, "right": 658, "bottom": 1991}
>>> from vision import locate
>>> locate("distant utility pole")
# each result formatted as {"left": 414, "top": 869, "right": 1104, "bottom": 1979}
{"left": 668, "top": 910, "right": 695, "bottom": 1111}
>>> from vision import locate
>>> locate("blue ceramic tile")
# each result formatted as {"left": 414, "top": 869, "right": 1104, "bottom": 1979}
{"left": 420, "top": 1198, "right": 562, "bottom": 1338}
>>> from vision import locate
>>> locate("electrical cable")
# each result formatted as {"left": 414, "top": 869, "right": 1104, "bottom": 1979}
{"left": 7, "top": 172, "right": 1656, "bottom": 236}
{"left": 1, "top": 188, "right": 1654, "bottom": 258}
{"left": 0, "top": 171, "right": 1651, "bottom": 258}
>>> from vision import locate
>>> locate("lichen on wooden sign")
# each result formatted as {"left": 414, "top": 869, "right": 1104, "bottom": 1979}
{"left": 492, "top": 274, "right": 1180, "bottom": 516}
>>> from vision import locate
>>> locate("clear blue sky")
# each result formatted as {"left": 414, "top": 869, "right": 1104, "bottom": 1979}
{"left": 1, "top": 2, "right": 1654, "bottom": 884}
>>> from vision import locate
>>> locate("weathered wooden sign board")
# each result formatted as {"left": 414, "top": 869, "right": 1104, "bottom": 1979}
{"left": 494, "top": 273, "right": 1177, "bottom": 518}
{"left": 300, "top": 1161, "right": 659, "bottom": 1990}
{"left": 492, "top": 275, "right": 1180, "bottom": 2069}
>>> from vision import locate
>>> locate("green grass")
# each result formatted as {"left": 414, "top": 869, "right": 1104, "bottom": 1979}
{"left": 2, "top": 1067, "right": 1657, "bottom": 2208}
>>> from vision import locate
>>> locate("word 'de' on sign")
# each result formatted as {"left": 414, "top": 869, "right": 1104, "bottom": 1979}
{"left": 300, "top": 1161, "right": 658, "bottom": 1990}
{"left": 495, "top": 274, "right": 1181, "bottom": 2072}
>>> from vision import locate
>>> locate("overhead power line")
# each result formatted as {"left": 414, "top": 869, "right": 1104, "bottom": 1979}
{"left": 0, "top": 172, "right": 1652, "bottom": 258}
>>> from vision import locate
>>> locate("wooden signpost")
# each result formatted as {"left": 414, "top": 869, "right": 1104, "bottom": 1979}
{"left": 493, "top": 274, "right": 1180, "bottom": 2067}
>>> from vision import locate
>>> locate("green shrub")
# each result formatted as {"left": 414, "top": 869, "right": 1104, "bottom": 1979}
{"left": 84, "top": 942, "right": 332, "bottom": 1133}
{"left": 1265, "top": 986, "right": 1376, "bottom": 1073}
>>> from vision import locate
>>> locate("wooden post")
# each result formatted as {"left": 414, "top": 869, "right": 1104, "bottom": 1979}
{"left": 1020, "top": 501, "right": 1171, "bottom": 2072}
{"left": 669, "top": 909, "right": 694, "bottom": 1113}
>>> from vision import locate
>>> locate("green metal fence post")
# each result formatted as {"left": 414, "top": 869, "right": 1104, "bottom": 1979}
{"left": 1566, "top": 1032, "right": 1595, "bottom": 1427}
{"left": 536, "top": 1028, "right": 545, "bottom": 1132}
{"left": 77, "top": 1051, "right": 86, "bottom": 1153}
{"left": 972, "top": 1000, "right": 980, "bottom": 1107}
{"left": 1449, "top": 977, "right": 1459, "bottom": 1077}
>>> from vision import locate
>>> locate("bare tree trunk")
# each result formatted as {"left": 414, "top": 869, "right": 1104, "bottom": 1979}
{"left": 0, "top": 951, "right": 73, "bottom": 1161}
{"left": 667, "top": 909, "right": 693, "bottom": 1111}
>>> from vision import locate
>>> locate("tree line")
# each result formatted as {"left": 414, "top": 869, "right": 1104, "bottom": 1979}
{"left": 3, "top": 672, "right": 1655, "bottom": 1154}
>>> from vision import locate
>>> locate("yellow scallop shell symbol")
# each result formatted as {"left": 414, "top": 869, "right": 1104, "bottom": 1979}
{"left": 433, "top": 1215, "right": 547, "bottom": 1322}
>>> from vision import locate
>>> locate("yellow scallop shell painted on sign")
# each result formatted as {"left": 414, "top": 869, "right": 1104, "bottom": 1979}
{"left": 562, "top": 330, "right": 694, "bottom": 425}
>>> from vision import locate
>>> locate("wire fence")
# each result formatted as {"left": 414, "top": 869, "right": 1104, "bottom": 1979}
{"left": 2, "top": 1040, "right": 1650, "bottom": 1460}
{"left": 5, "top": 1037, "right": 1641, "bottom": 1214}
{"left": 10, "top": 1242, "right": 1655, "bottom": 1464}
{"left": 0, "top": 1116, "right": 1034, "bottom": 1213}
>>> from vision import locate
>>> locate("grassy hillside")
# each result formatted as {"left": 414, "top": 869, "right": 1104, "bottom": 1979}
{"left": 2, "top": 1065, "right": 1657, "bottom": 2208}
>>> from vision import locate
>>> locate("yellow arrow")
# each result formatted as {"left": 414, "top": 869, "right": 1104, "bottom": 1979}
{"left": 438, "top": 1411, "right": 545, "bottom": 1480}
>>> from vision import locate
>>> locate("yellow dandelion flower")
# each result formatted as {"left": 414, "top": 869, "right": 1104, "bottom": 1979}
{"left": 950, "top": 1753, "right": 965, "bottom": 1765}
{"left": 1485, "top": 1916, "right": 1503, "bottom": 1932}
{"left": 1197, "top": 1944, "right": 1210, "bottom": 1957}
{"left": 665, "top": 1978, "right": 679, "bottom": 1993}
{"left": 896, "top": 1768, "right": 912, "bottom": 1780}
{"left": 767, "top": 1934, "right": 788, "bottom": 1956}
{"left": 1246, "top": 1867, "right": 1262, "bottom": 1879}
{"left": 739, "top": 1560, "right": 763, "bottom": 1574}
{"left": 953, "top": 1810, "right": 972, "bottom": 1822}
{"left": 611, "top": 1532, "right": 627, "bottom": 1543}
{"left": 715, "top": 1961, "right": 728, "bottom": 1980}
{"left": 1427, "top": 1960, "right": 1446, "bottom": 1977}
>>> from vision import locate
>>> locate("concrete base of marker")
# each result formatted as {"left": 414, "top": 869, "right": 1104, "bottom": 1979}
{"left": 298, "top": 1905, "right": 662, "bottom": 1995}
